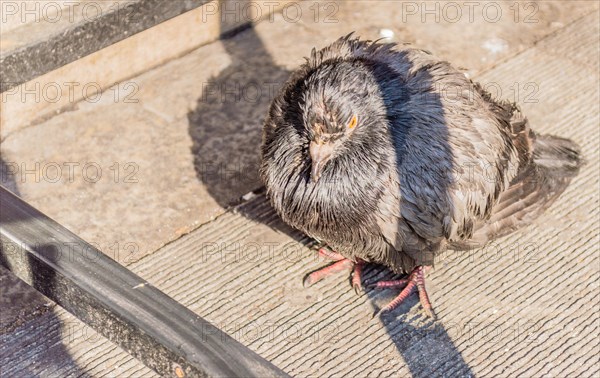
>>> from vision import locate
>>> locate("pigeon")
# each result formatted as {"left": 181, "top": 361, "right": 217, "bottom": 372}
{"left": 260, "top": 34, "right": 582, "bottom": 318}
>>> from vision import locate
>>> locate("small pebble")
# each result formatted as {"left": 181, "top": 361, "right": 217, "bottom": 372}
{"left": 242, "top": 191, "right": 257, "bottom": 201}
{"left": 379, "top": 28, "right": 394, "bottom": 40}
{"left": 482, "top": 38, "right": 509, "bottom": 55}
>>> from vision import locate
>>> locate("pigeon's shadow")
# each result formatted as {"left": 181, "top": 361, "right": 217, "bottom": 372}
{"left": 186, "top": 24, "right": 290, "bottom": 210}
{"left": 186, "top": 24, "right": 473, "bottom": 377}
{"left": 0, "top": 158, "right": 90, "bottom": 376}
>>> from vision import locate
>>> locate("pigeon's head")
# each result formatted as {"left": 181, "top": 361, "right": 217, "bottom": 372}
{"left": 301, "top": 60, "right": 388, "bottom": 183}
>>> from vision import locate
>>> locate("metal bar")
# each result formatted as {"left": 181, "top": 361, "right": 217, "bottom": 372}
{"left": 0, "top": 186, "right": 289, "bottom": 378}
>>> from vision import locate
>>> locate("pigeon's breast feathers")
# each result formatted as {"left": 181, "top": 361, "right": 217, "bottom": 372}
{"left": 260, "top": 41, "right": 400, "bottom": 240}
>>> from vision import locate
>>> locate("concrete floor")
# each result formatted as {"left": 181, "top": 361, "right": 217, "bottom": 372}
{"left": 1, "top": 1, "right": 599, "bottom": 377}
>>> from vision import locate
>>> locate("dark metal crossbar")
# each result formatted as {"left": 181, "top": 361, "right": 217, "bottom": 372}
{"left": 0, "top": 186, "right": 289, "bottom": 378}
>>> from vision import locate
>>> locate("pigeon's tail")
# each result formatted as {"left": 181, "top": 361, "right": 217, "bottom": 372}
{"left": 532, "top": 134, "right": 582, "bottom": 177}
{"left": 451, "top": 134, "right": 583, "bottom": 250}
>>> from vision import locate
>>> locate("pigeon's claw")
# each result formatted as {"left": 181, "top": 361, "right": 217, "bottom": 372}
{"left": 373, "top": 266, "right": 436, "bottom": 319}
{"left": 352, "top": 260, "right": 365, "bottom": 295}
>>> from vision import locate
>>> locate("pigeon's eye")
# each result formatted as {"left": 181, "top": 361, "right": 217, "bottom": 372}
{"left": 347, "top": 115, "right": 358, "bottom": 129}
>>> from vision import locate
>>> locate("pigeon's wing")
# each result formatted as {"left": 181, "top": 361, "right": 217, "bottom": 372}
{"left": 451, "top": 134, "right": 582, "bottom": 250}
{"left": 447, "top": 83, "right": 582, "bottom": 249}
{"left": 372, "top": 52, "right": 539, "bottom": 270}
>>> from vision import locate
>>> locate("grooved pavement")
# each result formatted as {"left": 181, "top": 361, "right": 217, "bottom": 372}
{"left": 1, "top": 4, "right": 598, "bottom": 377}
{"left": 130, "top": 11, "right": 600, "bottom": 377}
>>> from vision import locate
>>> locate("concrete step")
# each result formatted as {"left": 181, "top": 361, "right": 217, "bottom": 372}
{"left": 1, "top": 1, "right": 598, "bottom": 375}
{"left": 1, "top": 1, "right": 91, "bottom": 34}
{"left": 1, "top": 0, "right": 208, "bottom": 92}
{"left": 1, "top": 0, "right": 294, "bottom": 139}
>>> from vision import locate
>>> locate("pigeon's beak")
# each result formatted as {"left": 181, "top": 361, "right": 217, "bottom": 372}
{"left": 309, "top": 141, "right": 334, "bottom": 183}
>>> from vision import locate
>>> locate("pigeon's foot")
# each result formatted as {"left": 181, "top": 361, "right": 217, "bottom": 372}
{"left": 303, "top": 248, "right": 364, "bottom": 293}
{"left": 370, "top": 266, "right": 436, "bottom": 319}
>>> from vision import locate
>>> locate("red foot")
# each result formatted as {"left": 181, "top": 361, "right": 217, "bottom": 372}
{"left": 370, "top": 266, "right": 435, "bottom": 319}
{"left": 303, "top": 250, "right": 435, "bottom": 318}
{"left": 303, "top": 248, "right": 364, "bottom": 293}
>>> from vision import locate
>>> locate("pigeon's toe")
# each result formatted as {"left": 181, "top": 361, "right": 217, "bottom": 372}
{"left": 302, "top": 258, "right": 353, "bottom": 288}
{"left": 372, "top": 266, "right": 435, "bottom": 318}
{"left": 351, "top": 260, "right": 365, "bottom": 295}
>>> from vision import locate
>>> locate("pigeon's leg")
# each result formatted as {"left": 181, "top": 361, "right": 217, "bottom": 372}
{"left": 317, "top": 247, "right": 345, "bottom": 261}
{"left": 303, "top": 248, "right": 364, "bottom": 292}
{"left": 371, "top": 266, "right": 435, "bottom": 318}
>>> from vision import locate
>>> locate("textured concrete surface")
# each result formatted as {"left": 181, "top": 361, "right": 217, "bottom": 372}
{"left": 1, "top": 304, "right": 155, "bottom": 377}
{"left": 1, "top": 1, "right": 599, "bottom": 376}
